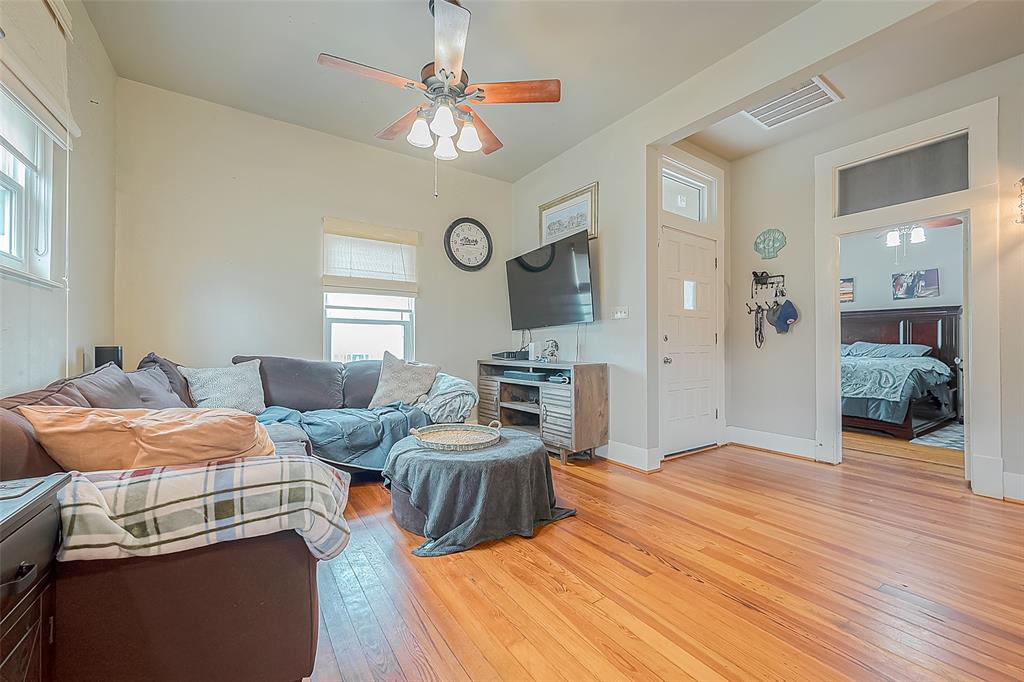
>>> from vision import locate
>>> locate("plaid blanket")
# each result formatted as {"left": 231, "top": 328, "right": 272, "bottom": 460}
{"left": 56, "top": 454, "right": 351, "bottom": 562}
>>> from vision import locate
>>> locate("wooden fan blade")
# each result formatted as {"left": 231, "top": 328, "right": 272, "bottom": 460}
{"left": 466, "top": 80, "right": 561, "bottom": 104}
{"left": 434, "top": 0, "right": 471, "bottom": 82}
{"left": 457, "top": 105, "right": 502, "bottom": 155}
{"left": 376, "top": 106, "right": 425, "bottom": 141}
{"left": 317, "top": 53, "right": 425, "bottom": 91}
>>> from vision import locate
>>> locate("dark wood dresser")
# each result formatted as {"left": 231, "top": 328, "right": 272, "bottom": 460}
{"left": 0, "top": 474, "right": 69, "bottom": 682}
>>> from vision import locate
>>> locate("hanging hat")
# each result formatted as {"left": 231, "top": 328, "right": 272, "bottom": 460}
{"left": 766, "top": 299, "right": 798, "bottom": 333}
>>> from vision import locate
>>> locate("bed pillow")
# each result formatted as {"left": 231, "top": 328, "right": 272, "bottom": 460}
{"left": 179, "top": 360, "right": 266, "bottom": 414}
{"left": 127, "top": 366, "right": 189, "bottom": 409}
{"left": 57, "top": 363, "right": 147, "bottom": 409}
{"left": 846, "top": 341, "right": 932, "bottom": 358}
{"left": 15, "top": 406, "right": 275, "bottom": 472}
{"left": 368, "top": 352, "right": 439, "bottom": 409}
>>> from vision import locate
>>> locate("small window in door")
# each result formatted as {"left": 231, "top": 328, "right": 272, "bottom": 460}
{"left": 683, "top": 280, "right": 697, "bottom": 310}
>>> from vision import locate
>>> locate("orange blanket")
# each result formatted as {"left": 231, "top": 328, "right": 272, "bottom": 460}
{"left": 16, "top": 407, "right": 275, "bottom": 472}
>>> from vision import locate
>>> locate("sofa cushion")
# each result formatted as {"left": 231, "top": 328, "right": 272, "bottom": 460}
{"left": 56, "top": 363, "right": 146, "bottom": 409}
{"left": 127, "top": 366, "right": 189, "bottom": 409}
{"left": 232, "top": 355, "right": 344, "bottom": 412}
{"left": 137, "top": 352, "right": 194, "bottom": 406}
{"left": 369, "top": 352, "right": 439, "bottom": 408}
{"left": 341, "top": 360, "right": 383, "bottom": 409}
{"left": 179, "top": 360, "right": 266, "bottom": 414}
{"left": 1, "top": 382, "right": 91, "bottom": 480}
{"left": 16, "top": 407, "right": 275, "bottom": 472}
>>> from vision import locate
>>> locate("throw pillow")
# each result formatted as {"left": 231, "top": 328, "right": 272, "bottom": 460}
{"left": 368, "top": 352, "right": 439, "bottom": 409}
{"left": 137, "top": 352, "right": 194, "bottom": 406}
{"left": 55, "top": 363, "right": 147, "bottom": 409}
{"left": 179, "top": 360, "right": 266, "bottom": 414}
{"left": 127, "top": 366, "right": 189, "bottom": 409}
{"left": 16, "top": 406, "right": 275, "bottom": 472}
{"left": 231, "top": 355, "right": 345, "bottom": 411}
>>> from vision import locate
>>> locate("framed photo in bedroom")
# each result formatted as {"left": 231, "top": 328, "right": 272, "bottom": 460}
{"left": 839, "top": 277, "right": 855, "bottom": 303}
{"left": 892, "top": 268, "right": 940, "bottom": 300}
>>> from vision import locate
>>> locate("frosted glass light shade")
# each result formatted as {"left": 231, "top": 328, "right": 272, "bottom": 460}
{"left": 406, "top": 118, "right": 433, "bottom": 148}
{"left": 885, "top": 230, "right": 901, "bottom": 247}
{"left": 457, "top": 121, "right": 482, "bottom": 152}
{"left": 429, "top": 104, "right": 458, "bottom": 138}
{"left": 909, "top": 226, "right": 926, "bottom": 244}
{"left": 434, "top": 135, "right": 458, "bottom": 161}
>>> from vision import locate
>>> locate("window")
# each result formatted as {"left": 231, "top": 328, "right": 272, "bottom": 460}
{"left": 321, "top": 218, "right": 420, "bottom": 361}
{"left": 0, "top": 87, "right": 54, "bottom": 280}
{"left": 661, "top": 161, "right": 710, "bottom": 222}
{"left": 325, "top": 293, "right": 414, "bottom": 362}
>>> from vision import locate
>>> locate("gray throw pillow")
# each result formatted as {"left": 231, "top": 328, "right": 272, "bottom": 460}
{"left": 137, "top": 352, "right": 193, "bottom": 406}
{"left": 127, "top": 366, "right": 189, "bottom": 409}
{"left": 179, "top": 360, "right": 266, "bottom": 414}
{"left": 58, "top": 363, "right": 147, "bottom": 409}
{"left": 368, "top": 352, "right": 439, "bottom": 409}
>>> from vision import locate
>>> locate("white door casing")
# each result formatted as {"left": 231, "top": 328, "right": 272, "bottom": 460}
{"left": 813, "top": 98, "right": 1002, "bottom": 498}
{"left": 660, "top": 228, "right": 718, "bottom": 454}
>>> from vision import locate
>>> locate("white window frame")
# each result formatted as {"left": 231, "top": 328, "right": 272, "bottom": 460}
{"left": 661, "top": 159, "right": 713, "bottom": 224}
{"left": 323, "top": 293, "right": 415, "bottom": 362}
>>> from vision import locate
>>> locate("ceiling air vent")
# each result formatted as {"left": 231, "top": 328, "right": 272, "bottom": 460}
{"left": 743, "top": 76, "right": 843, "bottom": 129}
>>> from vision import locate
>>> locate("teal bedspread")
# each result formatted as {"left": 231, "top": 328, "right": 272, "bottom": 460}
{"left": 840, "top": 356, "right": 951, "bottom": 402}
{"left": 259, "top": 404, "right": 429, "bottom": 471}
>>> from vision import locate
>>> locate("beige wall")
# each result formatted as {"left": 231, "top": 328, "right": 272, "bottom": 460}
{"left": 0, "top": 0, "right": 116, "bottom": 394}
{"left": 510, "top": 2, "right": 937, "bottom": 469}
{"left": 113, "top": 80, "right": 515, "bottom": 386}
{"left": 728, "top": 55, "right": 1023, "bottom": 475}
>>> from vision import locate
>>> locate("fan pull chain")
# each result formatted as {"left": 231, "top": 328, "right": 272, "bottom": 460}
{"left": 434, "top": 157, "right": 439, "bottom": 199}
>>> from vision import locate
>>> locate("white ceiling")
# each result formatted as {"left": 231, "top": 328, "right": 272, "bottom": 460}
{"left": 82, "top": 0, "right": 812, "bottom": 182}
{"left": 686, "top": 0, "right": 1024, "bottom": 161}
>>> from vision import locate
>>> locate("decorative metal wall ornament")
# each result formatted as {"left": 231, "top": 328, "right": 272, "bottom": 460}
{"left": 753, "top": 228, "right": 787, "bottom": 259}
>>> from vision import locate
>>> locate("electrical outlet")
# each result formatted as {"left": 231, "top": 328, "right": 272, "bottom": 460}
{"left": 612, "top": 306, "right": 629, "bottom": 320}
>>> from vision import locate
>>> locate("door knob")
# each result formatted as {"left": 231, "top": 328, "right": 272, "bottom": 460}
{"left": 663, "top": 357, "right": 673, "bottom": 364}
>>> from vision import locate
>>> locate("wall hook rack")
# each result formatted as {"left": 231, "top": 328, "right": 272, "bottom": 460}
{"left": 751, "top": 271, "right": 786, "bottom": 299}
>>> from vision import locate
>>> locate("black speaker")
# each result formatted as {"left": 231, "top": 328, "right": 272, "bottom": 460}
{"left": 95, "top": 345, "right": 123, "bottom": 369}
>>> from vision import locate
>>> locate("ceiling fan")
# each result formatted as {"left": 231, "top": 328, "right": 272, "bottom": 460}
{"left": 317, "top": 0, "right": 560, "bottom": 161}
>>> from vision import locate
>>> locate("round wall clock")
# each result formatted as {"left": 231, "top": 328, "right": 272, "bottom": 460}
{"left": 444, "top": 218, "right": 492, "bottom": 271}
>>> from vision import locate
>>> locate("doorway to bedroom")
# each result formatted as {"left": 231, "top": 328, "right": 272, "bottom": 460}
{"left": 838, "top": 213, "right": 966, "bottom": 469}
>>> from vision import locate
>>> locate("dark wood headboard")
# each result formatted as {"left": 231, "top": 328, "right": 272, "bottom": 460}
{"left": 841, "top": 305, "right": 962, "bottom": 373}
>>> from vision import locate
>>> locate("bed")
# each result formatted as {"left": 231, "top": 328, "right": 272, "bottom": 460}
{"left": 840, "top": 306, "right": 961, "bottom": 440}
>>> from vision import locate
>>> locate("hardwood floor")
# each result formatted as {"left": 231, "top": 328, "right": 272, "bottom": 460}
{"left": 312, "top": 445, "right": 1024, "bottom": 682}
{"left": 843, "top": 430, "right": 964, "bottom": 468}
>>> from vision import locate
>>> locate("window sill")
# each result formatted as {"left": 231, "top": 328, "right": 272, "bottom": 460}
{"left": 0, "top": 264, "right": 64, "bottom": 290}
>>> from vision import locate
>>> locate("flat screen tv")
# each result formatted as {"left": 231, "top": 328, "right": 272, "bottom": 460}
{"left": 506, "top": 229, "right": 594, "bottom": 330}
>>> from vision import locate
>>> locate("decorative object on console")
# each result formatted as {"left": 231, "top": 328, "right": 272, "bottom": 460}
{"left": 892, "top": 268, "right": 939, "bottom": 300}
{"left": 839, "top": 277, "right": 855, "bottom": 303}
{"left": 94, "top": 345, "right": 123, "bottom": 369}
{"left": 316, "top": 0, "right": 560, "bottom": 166}
{"left": 369, "top": 351, "right": 439, "bottom": 408}
{"left": 541, "top": 339, "right": 559, "bottom": 363}
{"left": 443, "top": 217, "right": 492, "bottom": 271}
{"left": 753, "top": 228, "right": 787, "bottom": 259}
{"left": 539, "top": 182, "right": 598, "bottom": 244}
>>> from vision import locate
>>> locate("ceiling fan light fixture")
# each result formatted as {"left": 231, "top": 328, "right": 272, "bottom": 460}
{"left": 885, "top": 230, "right": 901, "bottom": 248}
{"left": 456, "top": 121, "right": 482, "bottom": 153}
{"left": 407, "top": 116, "right": 433, "bottom": 148}
{"left": 430, "top": 102, "right": 458, "bottom": 138}
{"left": 434, "top": 134, "right": 458, "bottom": 161}
{"left": 909, "top": 226, "right": 926, "bottom": 244}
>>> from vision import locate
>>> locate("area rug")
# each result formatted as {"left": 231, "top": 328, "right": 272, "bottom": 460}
{"left": 911, "top": 422, "right": 964, "bottom": 451}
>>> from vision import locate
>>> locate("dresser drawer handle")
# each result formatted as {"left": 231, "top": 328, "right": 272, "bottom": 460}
{"left": 1, "top": 562, "right": 37, "bottom": 600}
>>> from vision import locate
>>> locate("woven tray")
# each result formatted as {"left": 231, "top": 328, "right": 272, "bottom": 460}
{"left": 409, "top": 421, "right": 502, "bottom": 451}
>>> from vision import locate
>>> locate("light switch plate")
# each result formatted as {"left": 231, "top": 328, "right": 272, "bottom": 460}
{"left": 612, "top": 306, "right": 629, "bottom": 320}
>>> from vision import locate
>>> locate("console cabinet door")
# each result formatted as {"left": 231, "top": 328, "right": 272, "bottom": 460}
{"left": 540, "top": 386, "right": 573, "bottom": 450}
{"left": 477, "top": 377, "right": 499, "bottom": 424}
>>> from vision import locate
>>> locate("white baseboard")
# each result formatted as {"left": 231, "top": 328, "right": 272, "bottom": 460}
{"left": 1003, "top": 471, "right": 1024, "bottom": 502}
{"left": 970, "top": 454, "right": 1004, "bottom": 499}
{"left": 725, "top": 426, "right": 817, "bottom": 460}
{"left": 595, "top": 441, "right": 661, "bottom": 472}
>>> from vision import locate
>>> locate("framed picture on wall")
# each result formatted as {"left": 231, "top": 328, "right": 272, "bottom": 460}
{"left": 539, "top": 182, "right": 598, "bottom": 245}
{"left": 839, "top": 277, "right": 855, "bottom": 303}
{"left": 892, "top": 268, "right": 940, "bottom": 300}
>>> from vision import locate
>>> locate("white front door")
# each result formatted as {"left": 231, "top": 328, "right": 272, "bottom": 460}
{"left": 659, "top": 227, "right": 718, "bottom": 455}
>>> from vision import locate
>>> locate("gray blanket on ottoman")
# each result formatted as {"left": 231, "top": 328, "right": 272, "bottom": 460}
{"left": 383, "top": 429, "right": 576, "bottom": 557}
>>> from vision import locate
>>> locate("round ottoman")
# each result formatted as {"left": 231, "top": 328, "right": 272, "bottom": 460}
{"left": 383, "top": 428, "right": 575, "bottom": 556}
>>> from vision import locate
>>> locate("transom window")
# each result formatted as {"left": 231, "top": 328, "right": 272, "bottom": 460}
{"left": 661, "top": 161, "right": 710, "bottom": 223}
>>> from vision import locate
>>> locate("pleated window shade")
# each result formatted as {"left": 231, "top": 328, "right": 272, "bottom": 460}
{"left": 322, "top": 219, "right": 419, "bottom": 295}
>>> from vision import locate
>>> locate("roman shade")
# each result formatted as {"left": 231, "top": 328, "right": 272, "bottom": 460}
{"left": 322, "top": 217, "right": 419, "bottom": 295}
{"left": 0, "top": 0, "right": 80, "bottom": 147}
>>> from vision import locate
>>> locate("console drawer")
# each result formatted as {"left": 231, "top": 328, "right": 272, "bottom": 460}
{"left": 0, "top": 504, "right": 58, "bottom": 614}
